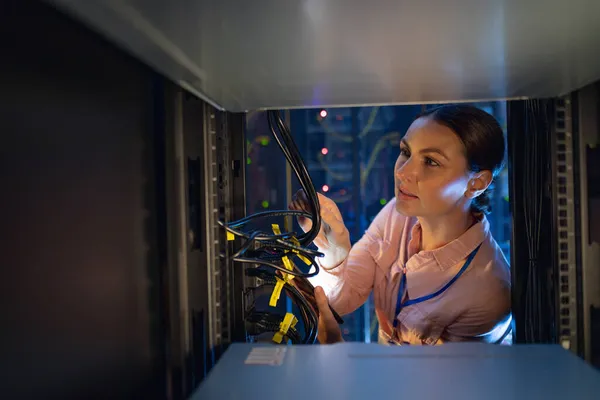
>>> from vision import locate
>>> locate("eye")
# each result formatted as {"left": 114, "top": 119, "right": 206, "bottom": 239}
{"left": 399, "top": 147, "right": 410, "bottom": 157}
{"left": 424, "top": 157, "right": 440, "bottom": 167}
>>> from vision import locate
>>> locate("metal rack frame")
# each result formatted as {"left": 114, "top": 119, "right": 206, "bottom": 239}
{"left": 164, "top": 91, "right": 248, "bottom": 397}
{"left": 552, "top": 95, "right": 582, "bottom": 355}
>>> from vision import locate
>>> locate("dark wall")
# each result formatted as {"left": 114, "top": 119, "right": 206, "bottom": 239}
{"left": 0, "top": 1, "right": 166, "bottom": 398}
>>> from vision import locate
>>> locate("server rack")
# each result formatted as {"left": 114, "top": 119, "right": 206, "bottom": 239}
{"left": 1, "top": 2, "right": 247, "bottom": 398}
{"left": 3, "top": 1, "right": 600, "bottom": 399}
{"left": 507, "top": 87, "right": 600, "bottom": 368}
{"left": 162, "top": 91, "right": 246, "bottom": 397}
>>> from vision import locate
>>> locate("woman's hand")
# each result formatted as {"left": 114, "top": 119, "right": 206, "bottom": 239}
{"left": 289, "top": 189, "right": 351, "bottom": 268}
{"left": 314, "top": 286, "right": 344, "bottom": 344}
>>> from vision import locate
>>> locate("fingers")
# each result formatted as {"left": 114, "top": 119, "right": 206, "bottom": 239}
{"left": 314, "top": 286, "right": 343, "bottom": 344}
{"left": 289, "top": 189, "right": 310, "bottom": 213}
{"left": 289, "top": 190, "right": 311, "bottom": 232}
{"left": 290, "top": 190, "right": 320, "bottom": 232}
{"left": 319, "top": 209, "right": 343, "bottom": 235}
{"left": 288, "top": 190, "right": 347, "bottom": 242}
{"left": 314, "top": 286, "right": 329, "bottom": 311}
{"left": 290, "top": 191, "right": 338, "bottom": 222}
{"left": 291, "top": 190, "right": 310, "bottom": 210}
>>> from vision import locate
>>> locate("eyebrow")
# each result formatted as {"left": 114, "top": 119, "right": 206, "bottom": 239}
{"left": 401, "top": 139, "right": 450, "bottom": 161}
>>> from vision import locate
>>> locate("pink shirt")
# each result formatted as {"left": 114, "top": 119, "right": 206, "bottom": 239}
{"left": 311, "top": 198, "right": 512, "bottom": 345}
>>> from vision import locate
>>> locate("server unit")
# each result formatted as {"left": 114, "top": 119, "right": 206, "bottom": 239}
{"left": 574, "top": 83, "right": 600, "bottom": 366}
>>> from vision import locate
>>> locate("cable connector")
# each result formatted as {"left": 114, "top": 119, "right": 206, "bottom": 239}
{"left": 272, "top": 313, "right": 298, "bottom": 344}
{"left": 245, "top": 267, "right": 278, "bottom": 282}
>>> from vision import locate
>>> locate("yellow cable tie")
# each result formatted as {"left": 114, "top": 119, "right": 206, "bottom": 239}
{"left": 226, "top": 231, "right": 235, "bottom": 241}
{"left": 281, "top": 256, "right": 296, "bottom": 284}
{"left": 272, "top": 333, "right": 283, "bottom": 343}
{"left": 273, "top": 313, "right": 298, "bottom": 343}
{"left": 269, "top": 277, "right": 285, "bottom": 307}
{"left": 271, "top": 224, "right": 282, "bottom": 235}
{"left": 297, "top": 254, "right": 312, "bottom": 266}
{"left": 282, "top": 255, "right": 293, "bottom": 271}
{"left": 290, "top": 237, "right": 311, "bottom": 265}
{"left": 290, "top": 237, "right": 300, "bottom": 254}
{"left": 270, "top": 225, "right": 298, "bottom": 282}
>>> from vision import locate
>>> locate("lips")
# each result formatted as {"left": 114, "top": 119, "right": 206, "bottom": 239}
{"left": 398, "top": 187, "right": 418, "bottom": 198}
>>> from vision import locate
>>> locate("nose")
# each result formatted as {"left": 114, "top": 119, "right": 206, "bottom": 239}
{"left": 395, "top": 158, "right": 416, "bottom": 183}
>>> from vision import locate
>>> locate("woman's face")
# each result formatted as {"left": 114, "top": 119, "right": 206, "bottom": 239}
{"left": 394, "top": 117, "right": 473, "bottom": 217}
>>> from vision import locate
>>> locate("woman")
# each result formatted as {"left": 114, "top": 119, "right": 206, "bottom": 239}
{"left": 290, "top": 105, "right": 512, "bottom": 345}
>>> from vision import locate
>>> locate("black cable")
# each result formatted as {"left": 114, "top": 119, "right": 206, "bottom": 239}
{"left": 228, "top": 210, "right": 312, "bottom": 229}
{"left": 220, "top": 212, "right": 325, "bottom": 268}
{"left": 218, "top": 216, "right": 299, "bottom": 240}
{"left": 219, "top": 110, "right": 330, "bottom": 344}
{"left": 524, "top": 100, "right": 541, "bottom": 342}
{"left": 267, "top": 110, "right": 322, "bottom": 245}
{"left": 285, "top": 281, "right": 319, "bottom": 344}
{"left": 233, "top": 257, "right": 319, "bottom": 278}
{"left": 220, "top": 110, "right": 321, "bottom": 257}
{"left": 246, "top": 319, "right": 303, "bottom": 344}
{"left": 250, "top": 271, "right": 319, "bottom": 343}
{"left": 221, "top": 221, "right": 323, "bottom": 258}
{"left": 219, "top": 218, "right": 325, "bottom": 280}
{"left": 231, "top": 231, "right": 262, "bottom": 259}
{"left": 245, "top": 275, "right": 319, "bottom": 344}
{"left": 521, "top": 99, "right": 554, "bottom": 343}
{"left": 224, "top": 113, "right": 324, "bottom": 262}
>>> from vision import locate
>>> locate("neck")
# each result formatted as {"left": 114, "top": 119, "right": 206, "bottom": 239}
{"left": 417, "top": 210, "right": 475, "bottom": 252}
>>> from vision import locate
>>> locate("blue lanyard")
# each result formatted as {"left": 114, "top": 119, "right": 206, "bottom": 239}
{"left": 392, "top": 244, "right": 481, "bottom": 329}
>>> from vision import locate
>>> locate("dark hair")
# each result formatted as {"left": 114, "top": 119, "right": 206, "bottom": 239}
{"left": 417, "top": 105, "right": 506, "bottom": 214}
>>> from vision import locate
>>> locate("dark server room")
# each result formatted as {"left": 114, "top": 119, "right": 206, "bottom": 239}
{"left": 1, "top": 1, "right": 600, "bottom": 399}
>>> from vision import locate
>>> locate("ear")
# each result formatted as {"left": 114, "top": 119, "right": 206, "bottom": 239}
{"left": 465, "top": 171, "right": 493, "bottom": 199}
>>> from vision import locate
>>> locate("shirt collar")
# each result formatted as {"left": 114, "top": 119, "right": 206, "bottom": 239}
{"left": 407, "top": 215, "right": 489, "bottom": 271}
